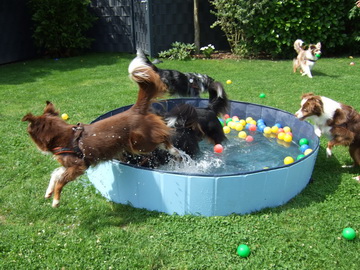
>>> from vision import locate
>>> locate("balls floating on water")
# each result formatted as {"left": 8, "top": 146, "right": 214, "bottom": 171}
{"left": 246, "top": 117, "right": 253, "bottom": 124}
{"left": 277, "top": 132, "right": 285, "bottom": 140}
{"left": 259, "top": 93, "right": 266, "bottom": 98}
{"left": 342, "top": 227, "right": 356, "bottom": 240}
{"left": 237, "top": 244, "right": 251, "bottom": 258}
{"left": 299, "top": 138, "right": 309, "bottom": 146}
{"left": 297, "top": 154, "right": 305, "bottom": 160}
{"left": 61, "top": 113, "right": 69, "bottom": 120}
{"left": 271, "top": 126, "right": 279, "bottom": 134}
{"left": 239, "top": 119, "right": 246, "bottom": 126}
{"left": 283, "top": 134, "right": 293, "bottom": 143}
{"left": 238, "top": 131, "right": 247, "bottom": 139}
{"left": 214, "top": 144, "right": 224, "bottom": 153}
{"left": 235, "top": 123, "right": 244, "bottom": 131}
{"left": 228, "top": 121, "right": 236, "bottom": 129}
{"left": 284, "top": 156, "right": 294, "bottom": 165}
{"left": 245, "top": 135, "right": 254, "bottom": 142}
{"left": 283, "top": 126, "right": 291, "bottom": 133}
{"left": 226, "top": 79, "right": 232, "bottom": 84}
{"left": 249, "top": 124, "right": 257, "bottom": 132}
{"left": 299, "top": 144, "right": 310, "bottom": 153}
{"left": 304, "top": 148, "right": 313, "bottom": 155}
{"left": 223, "top": 126, "right": 231, "bottom": 134}
{"left": 263, "top": 127, "right": 271, "bottom": 134}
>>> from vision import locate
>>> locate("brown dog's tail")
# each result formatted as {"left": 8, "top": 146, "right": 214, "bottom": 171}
{"left": 128, "top": 52, "right": 166, "bottom": 113}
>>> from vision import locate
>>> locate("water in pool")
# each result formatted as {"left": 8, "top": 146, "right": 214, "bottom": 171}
{"left": 156, "top": 117, "right": 312, "bottom": 175}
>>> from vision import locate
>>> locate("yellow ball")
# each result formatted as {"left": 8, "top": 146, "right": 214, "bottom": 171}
{"left": 239, "top": 119, "right": 246, "bottom": 126}
{"left": 249, "top": 120, "right": 257, "bottom": 126}
{"left": 277, "top": 132, "right": 285, "bottom": 140}
{"left": 284, "top": 156, "right": 294, "bottom": 165}
{"left": 61, "top": 113, "right": 69, "bottom": 120}
{"left": 246, "top": 117, "right": 253, "bottom": 124}
{"left": 238, "top": 131, "right": 247, "bottom": 139}
{"left": 263, "top": 126, "right": 272, "bottom": 134}
{"left": 283, "top": 134, "right": 293, "bottom": 143}
{"left": 283, "top": 126, "right": 291, "bottom": 133}
{"left": 226, "top": 80, "right": 232, "bottom": 84}
{"left": 228, "top": 121, "right": 236, "bottom": 129}
{"left": 304, "top": 148, "right": 313, "bottom": 155}
{"left": 223, "top": 126, "right": 231, "bottom": 134}
{"left": 235, "top": 123, "right": 244, "bottom": 131}
{"left": 232, "top": 116, "right": 239, "bottom": 121}
{"left": 271, "top": 126, "right": 279, "bottom": 134}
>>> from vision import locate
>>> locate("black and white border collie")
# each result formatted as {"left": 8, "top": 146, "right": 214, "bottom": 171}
{"left": 295, "top": 93, "right": 360, "bottom": 181}
{"left": 135, "top": 49, "right": 219, "bottom": 97}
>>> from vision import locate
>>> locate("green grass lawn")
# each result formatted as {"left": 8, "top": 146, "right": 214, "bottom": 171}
{"left": 0, "top": 53, "right": 359, "bottom": 269}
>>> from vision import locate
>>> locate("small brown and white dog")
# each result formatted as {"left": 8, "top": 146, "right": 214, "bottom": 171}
{"left": 22, "top": 57, "right": 180, "bottom": 207}
{"left": 293, "top": 39, "right": 321, "bottom": 78}
{"left": 295, "top": 93, "right": 360, "bottom": 181}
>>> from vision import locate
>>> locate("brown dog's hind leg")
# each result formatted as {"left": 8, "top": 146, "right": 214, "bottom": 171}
{"left": 51, "top": 165, "right": 87, "bottom": 207}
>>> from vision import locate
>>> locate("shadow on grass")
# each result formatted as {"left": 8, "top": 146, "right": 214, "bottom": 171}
{"left": 0, "top": 53, "right": 134, "bottom": 85}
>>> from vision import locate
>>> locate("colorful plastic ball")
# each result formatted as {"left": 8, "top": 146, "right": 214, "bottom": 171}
{"left": 239, "top": 119, "right": 246, "bottom": 126}
{"left": 249, "top": 120, "right": 257, "bottom": 126}
{"left": 350, "top": 62, "right": 355, "bottom": 66}
{"left": 257, "top": 119, "right": 265, "bottom": 124}
{"left": 284, "top": 156, "right": 294, "bottom": 165}
{"left": 277, "top": 128, "right": 284, "bottom": 134}
{"left": 263, "top": 127, "right": 272, "bottom": 134}
{"left": 257, "top": 124, "right": 266, "bottom": 132}
{"left": 238, "top": 131, "right": 247, "bottom": 139}
{"left": 237, "top": 244, "right": 251, "bottom": 258}
{"left": 299, "top": 138, "right": 309, "bottom": 146}
{"left": 224, "top": 114, "right": 230, "bottom": 119}
{"left": 283, "top": 134, "right": 293, "bottom": 143}
{"left": 61, "top": 113, "right": 69, "bottom": 120}
{"left": 259, "top": 93, "right": 266, "bottom": 98}
{"left": 304, "top": 148, "right": 313, "bottom": 155}
{"left": 228, "top": 121, "right": 236, "bottom": 129}
{"left": 245, "top": 135, "right": 254, "bottom": 142}
{"left": 296, "top": 154, "right": 305, "bottom": 160}
{"left": 223, "top": 126, "right": 231, "bottom": 134}
{"left": 246, "top": 117, "right": 253, "bottom": 124}
{"left": 315, "top": 53, "right": 321, "bottom": 58}
{"left": 214, "top": 144, "right": 224, "bottom": 153}
{"left": 249, "top": 124, "right": 257, "bottom": 132}
{"left": 232, "top": 116, "right": 239, "bottom": 122}
{"left": 235, "top": 123, "right": 244, "bottom": 131}
{"left": 277, "top": 132, "right": 285, "bottom": 140}
{"left": 299, "top": 144, "right": 310, "bottom": 153}
{"left": 226, "top": 118, "right": 233, "bottom": 125}
{"left": 226, "top": 79, "right": 232, "bottom": 84}
{"left": 342, "top": 227, "right": 356, "bottom": 240}
{"left": 271, "top": 126, "right": 279, "bottom": 134}
{"left": 283, "top": 126, "right": 291, "bottom": 133}
{"left": 274, "top": 123, "right": 282, "bottom": 128}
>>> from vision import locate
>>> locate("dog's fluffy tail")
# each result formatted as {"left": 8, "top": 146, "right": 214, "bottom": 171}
{"left": 128, "top": 52, "right": 166, "bottom": 113}
{"left": 294, "top": 39, "right": 305, "bottom": 54}
{"left": 207, "top": 81, "right": 228, "bottom": 116}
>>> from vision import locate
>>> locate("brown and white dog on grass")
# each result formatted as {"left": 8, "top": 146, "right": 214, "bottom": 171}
{"left": 293, "top": 39, "right": 321, "bottom": 78}
{"left": 295, "top": 93, "right": 360, "bottom": 181}
{"left": 22, "top": 57, "right": 181, "bottom": 207}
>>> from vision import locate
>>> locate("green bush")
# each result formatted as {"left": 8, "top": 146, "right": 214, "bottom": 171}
{"left": 29, "top": 0, "right": 96, "bottom": 57}
{"left": 210, "top": 0, "right": 359, "bottom": 58}
{"left": 158, "top": 42, "right": 196, "bottom": 60}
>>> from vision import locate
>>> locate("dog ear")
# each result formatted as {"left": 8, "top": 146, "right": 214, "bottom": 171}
{"left": 22, "top": 113, "right": 35, "bottom": 122}
{"left": 316, "top": 42, "right": 321, "bottom": 49}
{"left": 44, "top": 101, "right": 59, "bottom": 116}
{"left": 301, "top": 92, "right": 314, "bottom": 99}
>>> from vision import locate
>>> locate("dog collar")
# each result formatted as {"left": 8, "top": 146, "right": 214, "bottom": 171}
{"left": 305, "top": 58, "right": 317, "bottom": 62}
{"left": 52, "top": 147, "right": 83, "bottom": 158}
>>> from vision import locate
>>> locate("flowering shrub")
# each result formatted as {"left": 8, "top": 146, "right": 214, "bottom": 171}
{"left": 200, "top": 44, "right": 215, "bottom": 58}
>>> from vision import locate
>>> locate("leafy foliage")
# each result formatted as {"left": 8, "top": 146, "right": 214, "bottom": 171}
{"left": 28, "top": 0, "right": 97, "bottom": 57}
{"left": 210, "top": 0, "right": 359, "bottom": 58}
{"left": 158, "top": 42, "right": 196, "bottom": 60}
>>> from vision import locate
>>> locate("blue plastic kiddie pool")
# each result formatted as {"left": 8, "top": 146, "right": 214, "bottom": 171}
{"left": 87, "top": 98, "right": 319, "bottom": 216}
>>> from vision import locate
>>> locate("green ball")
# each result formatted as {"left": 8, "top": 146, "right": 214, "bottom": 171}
{"left": 297, "top": 154, "right": 305, "bottom": 160}
{"left": 342, "top": 227, "right": 356, "bottom": 240}
{"left": 299, "top": 138, "right": 309, "bottom": 146}
{"left": 315, "top": 53, "right": 321, "bottom": 58}
{"left": 237, "top": 244, "right": 251, "bottom": 258}
{"left": 259, "top": 93, "right": 266, "bottom": 98}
